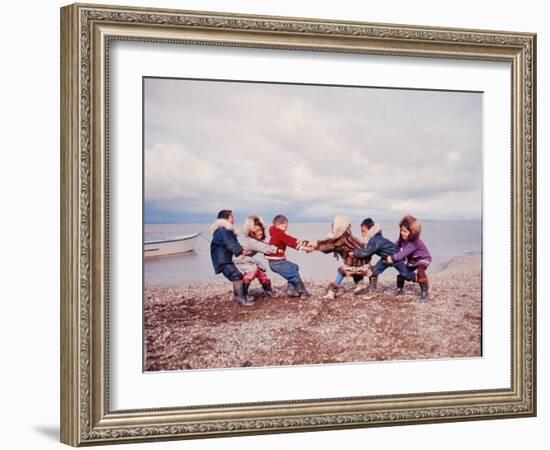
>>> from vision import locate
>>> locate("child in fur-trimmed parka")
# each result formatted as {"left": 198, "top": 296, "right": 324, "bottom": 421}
{"left": 310, "top": 214, "right": 371, "bottom": 299}
{"left": 210, "top": 210, "right": 253, "bottom": 306}
{"left": 386, "top": 215, "right": 432, "bottom": 300}
{"left": 234, "top": 215, "right": 279, "bottom": 299}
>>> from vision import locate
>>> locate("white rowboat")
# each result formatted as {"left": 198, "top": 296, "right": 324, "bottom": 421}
{"left": 144, "top": 233, "right": 200, "bottom": 258}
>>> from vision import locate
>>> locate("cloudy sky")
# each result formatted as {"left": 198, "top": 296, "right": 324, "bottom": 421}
{"left": 144, "top": 77, "right": 482, "bottom": 224}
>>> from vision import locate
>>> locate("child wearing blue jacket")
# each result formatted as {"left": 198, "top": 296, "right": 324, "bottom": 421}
{"left": 351, "top": 218, "right": 414, "bottom": 293}
{"left": 210, "top": 210, "right": 253, "bottom": 306}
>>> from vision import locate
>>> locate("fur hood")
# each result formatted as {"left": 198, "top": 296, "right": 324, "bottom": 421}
{"left": 362, "top": 223, "right": 382, "bottom": 245}
{"left": 399, "top": 215, "right": 422, "bottom": 240}
{"left": 243, "top": 215, "right": 267, "bottom": 238}
{"left": 325, "top": 214, "right": 351, "bottom": 239}
{"left": 209, "top": 218, "right": 238, "bottom": 235}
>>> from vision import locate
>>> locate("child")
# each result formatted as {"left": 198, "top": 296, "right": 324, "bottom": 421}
{"left": 386, "top": 215, "right": 432, "bottom": 300}
{"left": 234, "top": 215, "right": 278, "bottom": 299}
{"left": 266, "top": 215, "right": 311, "bottom": 298}
{"left": 310, "top": 214, "right": 371, "bottom": 299}
{"left": 351, "top": 218, "right": 412, "bottom": 294}
{"left": 209, "top": 210, "right": 253, "bottom": 306}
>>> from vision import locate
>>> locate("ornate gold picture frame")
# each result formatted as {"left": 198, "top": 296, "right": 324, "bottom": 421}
{"left": 60, "top": 3, "right": 536, "bottom": 446}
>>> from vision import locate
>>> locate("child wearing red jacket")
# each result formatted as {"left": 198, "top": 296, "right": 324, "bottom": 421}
{"left": 266, "top": 215, "right": 311, "bottom": 298}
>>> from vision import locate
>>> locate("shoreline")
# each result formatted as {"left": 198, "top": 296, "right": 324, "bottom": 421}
{"left": 144, "top": 253, "right": 482, "bottom": 371}
{"left": 145, "top": 251, "right": 481, "bottom": 290}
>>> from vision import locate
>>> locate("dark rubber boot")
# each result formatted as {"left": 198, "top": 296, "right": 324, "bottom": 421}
{"left": 286, "top": 282, "right": 301, "bottom": 298}
{"left": 262, "top": 281, "right": 275, "bottom": 298}
{"left": 232, "top": 281, "right": 254, "bottom": 306}
{"left": 396, "top": 275, "right": 405, "bottom": 295}
{"left": 295, "top": 278, "right": 311, "bottom": 299}
{"left": 419, "top": 281, "right": 429, "bottom": 300}
{"left": 243, "top": 282, "right": 256, "bottom": 303}
{"left": 369, "top": 275, "right": 378, "bottom": 291}
{"left": 243, "top": 282, "right": 251, "bottom": 298}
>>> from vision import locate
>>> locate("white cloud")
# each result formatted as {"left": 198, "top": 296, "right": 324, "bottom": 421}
{"left": 145, "top": 143, "right": 232, "bottom": 200}
{"left": 447, "top": 151, "right": 462, "bottom": 163}
{"left": 144, "top": 79, "right": 482, "bottom": 221}
{"left": 389, "top": 190, "right": 481, "bottom": 219}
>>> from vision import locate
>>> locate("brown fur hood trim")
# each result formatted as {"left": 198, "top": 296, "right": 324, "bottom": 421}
{"left": 362, "top": 223, "right": 381, "bottom": 245}
{"left": 209, "top": 218, "right": 238, "bottom": 235}
{"left": 243, "top": 215, "right": 267, "bottom": 237}
{"left": 399, "top": 215, "right": 422, "bottom": 240}
{"left": 325, "top": 214, "right": 351, "bottom": 239}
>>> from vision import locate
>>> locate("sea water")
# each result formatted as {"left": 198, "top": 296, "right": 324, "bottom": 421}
{"left": 144, "top": 220, "right": 481, "bottom": 287}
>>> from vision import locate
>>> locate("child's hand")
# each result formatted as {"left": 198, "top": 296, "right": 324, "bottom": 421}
{"left": 386, "top": 255, "right": 393, "bottom": 265}
{"left": 277, "top": 248, "right": 284, "bottom": 255}
{"left": 242, "top": 249, "right": 252, "bottom": 256}
{"left": 348, "top": 251, "right": 355, "bottom": 257}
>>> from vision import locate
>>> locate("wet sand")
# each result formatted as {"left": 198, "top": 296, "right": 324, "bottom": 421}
{"left": 144, "top": 253, "right": 482, "bottom": 371}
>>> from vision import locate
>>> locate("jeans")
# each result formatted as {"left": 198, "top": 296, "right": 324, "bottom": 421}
{"left": 221, "top": 263, "right": 244, "bottom": 282}
{"left": 335, "top": 271, "right": 346, "bottom": 286}
{"left": 268, "top": 259, "right": 300, "bottom": 284}
{"left": 372, "top": 258, "right": 416, "bottom": 281}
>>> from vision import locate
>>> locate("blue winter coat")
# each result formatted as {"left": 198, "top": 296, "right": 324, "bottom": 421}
{"left": 354, "top": 231, "right": 398, "bottom": 261}
{"left": 210, "top": 224, "right": 244, "bottom": 274}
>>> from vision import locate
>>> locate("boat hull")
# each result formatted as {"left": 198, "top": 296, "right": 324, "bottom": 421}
{"left": 144, "top": 233, "right": 199, "bottom": 258}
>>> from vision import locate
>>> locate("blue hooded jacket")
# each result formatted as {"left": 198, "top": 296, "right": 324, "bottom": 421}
{"left": 354, "top": 224, "right": 398, "bottom": 261}
{"left": 209, "top": 219, "right": 244, "bottom": 274}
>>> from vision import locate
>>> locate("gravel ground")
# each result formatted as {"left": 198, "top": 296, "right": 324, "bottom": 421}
{"left": 144, "top": 253, "right": 482, "bottom": 371}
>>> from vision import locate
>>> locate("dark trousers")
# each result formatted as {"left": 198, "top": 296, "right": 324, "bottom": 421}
{"left": 372, "top": 258, "right": 416, "bottom": 281}
{"left": 221, "top": 263, "right": 243, "bottom": 282}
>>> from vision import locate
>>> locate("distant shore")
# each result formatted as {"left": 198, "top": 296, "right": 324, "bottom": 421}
{"left": 144, "top": 253, "right": 482, "bottom": 371}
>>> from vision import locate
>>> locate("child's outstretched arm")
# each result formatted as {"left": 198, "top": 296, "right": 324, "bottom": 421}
{"left": 240, "top": 237, "right": 278, "bottom": 255}
{"left": 280, "top": 231, "right": 303, "bottom": 251}
{"left": 353, "top": 238, "right": 379, "bottom": 259}
{"left": 388, "top": 241, "right": 417, "bottom": 264}
{"left": 313, "top": 238, "right": 337, "bottom": 254}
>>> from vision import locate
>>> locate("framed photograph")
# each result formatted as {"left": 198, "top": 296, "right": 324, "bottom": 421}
{"left": 60, "top": 3, "right": 536, "bottom": 446}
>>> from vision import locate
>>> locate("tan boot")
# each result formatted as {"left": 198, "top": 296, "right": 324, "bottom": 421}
{"left": 353, "top": 279, "right": 368, "bottom": 295}
{"left": 362, "top": 276, "right": 378, "bottom": 300}
{"left": 323, "top": 282, "right": 338, "bottom": 299}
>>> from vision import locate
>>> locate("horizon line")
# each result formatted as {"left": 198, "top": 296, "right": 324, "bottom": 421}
{"left": 145, "top": 217, "right": 482, "bottom": 225}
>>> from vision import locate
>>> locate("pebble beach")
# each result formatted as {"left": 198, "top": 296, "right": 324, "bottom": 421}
{"left": 144, "top": 253, "right": 482, "bottom": 371}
